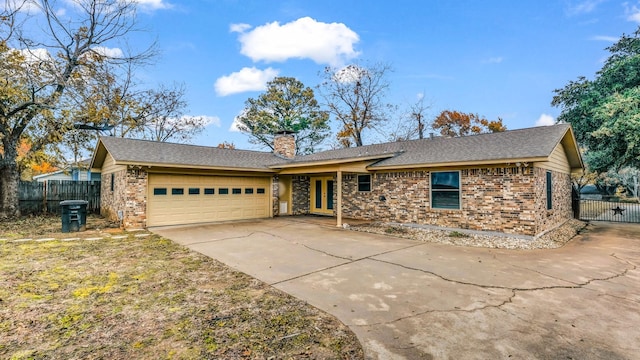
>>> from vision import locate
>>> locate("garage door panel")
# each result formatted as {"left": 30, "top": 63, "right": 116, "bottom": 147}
{"left": 148, "top": 174, "right": 270, "bottom": 226}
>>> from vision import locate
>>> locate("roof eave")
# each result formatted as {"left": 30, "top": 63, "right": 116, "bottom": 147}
{"left": 368, "top": 157, "right": 550, "bottom": 170}
{"left": 269, "top": 153, "right": 397, "bottom": 169}
{"left": 89, "top": 138, "right": 108, "bottom": 170}
{"left": 114, "top": 160, "right": 277, "bottom": 173}
{"left": 560, "top": 126, "right": 584, "bottom": 170}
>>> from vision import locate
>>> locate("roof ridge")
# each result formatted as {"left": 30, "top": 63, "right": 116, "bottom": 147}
{"left": 99, "top": 136, "right": 274, "bottom": 155}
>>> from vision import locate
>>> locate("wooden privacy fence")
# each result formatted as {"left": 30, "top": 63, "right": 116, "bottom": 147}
{"left": 18, "top": 180, "right": 101, "bottom": 215}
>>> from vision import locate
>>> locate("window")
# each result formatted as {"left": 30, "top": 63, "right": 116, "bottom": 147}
{"left": 256, "top": 188, "right": 266, "bottom": 194}
{"left": 245, "top": 188, "right": 254, "bottom": 194}
{"left": 172, "top": 188, "right": 184, "bottom": 195}
{"left": 232, "top": 188, "right": 242, "bottom": 194}
{"left": 431, "top": 171, "right": 460, "bottom": 210}
{"left": 153, "top": 188, "right": 167, "bottom": 195}
{"left": 110, "top": 173, "right": 115, "bottom": 192}
{"left": 204, "top": 188, "right": 215, "bottom": 195}
{"left": 357, "top": 174, "right": 371, "bottom": 192}
{"left": 219, "top": 188, "right": 229, "bottom": 195}
{"left": 546, "top": 171, "right": 553, "bottom": 210}
{"left": 188, "top": 188, "right": 200, "bottom": 195}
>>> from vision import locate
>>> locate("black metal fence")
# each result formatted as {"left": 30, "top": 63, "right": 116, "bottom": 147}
{"left": 578, "top": 199, "right": 640, "bottom": 223}
{"left": 18, "top": 180, "right": 101, "bottom": 215}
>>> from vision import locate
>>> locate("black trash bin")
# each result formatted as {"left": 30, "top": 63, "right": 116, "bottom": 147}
{"left": 60, "top": 200, "right": 89, "bottom": 233}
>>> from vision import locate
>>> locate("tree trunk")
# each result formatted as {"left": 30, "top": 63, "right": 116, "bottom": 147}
{"left": 0, "top": 167, "right": 20, "bottom": 219}
{"left": 0, "top": 140, "right": 21, "bottom": 219}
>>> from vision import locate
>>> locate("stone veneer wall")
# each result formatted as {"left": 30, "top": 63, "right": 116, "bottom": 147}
{"left": 100, "top": 169, "right": 127, "bottom": 224}
{"left": 341, "top": 166, "right": 547, "bottom": 236}
{"left": 534, "top": 167, "right": 572, "bottom": 234}
{"left": 272, "top": 175, "right": 280, "bottom": 216}
{"left": 291, "top": 176, "right": 310, "bottom": 215}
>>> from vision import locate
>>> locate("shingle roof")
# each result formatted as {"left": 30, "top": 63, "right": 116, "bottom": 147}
{"left": 282, "top": 124, "right": 576, "bottom": 168}
{"left": 92, "top": 124, "right": 581, "bottom": 172}
{"left": 95, "top": 136, "right": 283, "bottom": 170}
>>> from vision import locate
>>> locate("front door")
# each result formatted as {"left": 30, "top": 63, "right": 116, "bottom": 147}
{"left": 311, "top": 176, "right": 334, "bottom": 215}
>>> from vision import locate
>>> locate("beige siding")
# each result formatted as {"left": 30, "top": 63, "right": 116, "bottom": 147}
{"left": 147, "top": 174, "right": 271, "bottom": 226}
{"left": 101, "top": 154, "right": 126, "bottom": 174}
{"left": 534, "top": 143, "right": 570, "bottom": 174}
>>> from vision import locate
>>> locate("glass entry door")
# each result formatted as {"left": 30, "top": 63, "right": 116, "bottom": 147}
{"left": 310, "top": 176, "right": 334, "bottom": 215}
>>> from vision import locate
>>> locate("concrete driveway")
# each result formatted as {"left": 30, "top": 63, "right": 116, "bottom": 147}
{"left": 152, "top": 218, "right": 640, "bottom": 359}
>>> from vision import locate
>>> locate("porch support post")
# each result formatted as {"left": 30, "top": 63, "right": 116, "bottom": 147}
{"left": 336, "top": 170, "right": 343, "bottom": 227}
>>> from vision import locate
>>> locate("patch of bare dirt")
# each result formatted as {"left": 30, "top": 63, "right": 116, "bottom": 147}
{"left": 0, "top": 216, "right": 363, "bottom": 359}
{"left": 0, "top": 214, "right": 120, "bottom": 239}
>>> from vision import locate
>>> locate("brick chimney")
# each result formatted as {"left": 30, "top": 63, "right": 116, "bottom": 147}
{"left": 273, "top": 131, "right": 296, "bottom": 159}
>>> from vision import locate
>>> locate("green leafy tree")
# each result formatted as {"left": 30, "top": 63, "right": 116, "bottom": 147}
{"left": 235, "top": 77, "right": 330, "bottom": 155}
{"left": 552, "top": 27, "right": 640, "bottom": 173}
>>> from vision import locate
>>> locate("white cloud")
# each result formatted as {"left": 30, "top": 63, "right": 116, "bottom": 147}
{"left": 590, "top": 35, "right": 619, "bottom": 42}
{"left": 229, "top": 110, "right": 248, "bottom": 132}
{"left": 235, "top": 17, "right": 360, "bottom": 66}
{"left": 184, "top": 115, "right": 220, "bottom": 127}
{"left": 625, "top": 2, "right": 640, "bottom": 23}
{"left": 214, "top": 67, "right": 279, "bottom": 96}
{"left": 4, "top": 0, "right": 40, "bottom": 13}
{"left": 133, "top": 0, "right": 172, "bottom": 10}
{"left": 91, "top": 47, "right": 124, "bottom": 58}
{"left": 332, "top": 64, "right": 367, "bottom": 83}
{"left": 18, "top": 48, "right": 51, "bottom": 63}
{"left": 535, "top": 114, "right": 556, "bottom": 126}
{"left": 230, "top": 23, "right": 251, "bottom": 33}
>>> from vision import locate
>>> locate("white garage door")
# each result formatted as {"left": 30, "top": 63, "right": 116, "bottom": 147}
{"left": 147, "top": 174, "right": 271, "bottom": 226}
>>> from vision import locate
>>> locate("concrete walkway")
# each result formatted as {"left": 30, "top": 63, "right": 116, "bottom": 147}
{"left": 152, "top": 218, "right": 640, "bottom": 360}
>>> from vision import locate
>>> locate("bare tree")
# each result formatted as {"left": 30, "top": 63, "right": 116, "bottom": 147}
{"left": 319, "top": 62, "right": 393, "bottom": 147}
{"left": 0, "top": 0, "right": 155, "bottom": 218}
{"left": 388, "top": 94, "right": 432, "bottom": 142}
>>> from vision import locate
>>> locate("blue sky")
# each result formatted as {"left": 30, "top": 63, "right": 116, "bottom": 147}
{"left": 33, "top": 0, "right": 640, "bottom": 150}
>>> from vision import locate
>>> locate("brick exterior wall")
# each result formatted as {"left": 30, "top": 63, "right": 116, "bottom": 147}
{"left": 534, "top": 167, "right": 573, "bottom": 234}
{"left": 123, "top": 167, "right": 148, "bottom": 229}
{"left": 339, "top": 166, "right": 569, "bottom": 236}
{"left": 291, "top": 176, "right": 310, "bottom": 215}
{"left": 100, "top": 166, "right": 147, "bottom": 229}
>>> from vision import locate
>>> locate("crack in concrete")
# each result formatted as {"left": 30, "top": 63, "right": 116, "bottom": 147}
{"left": 353, "top": 255, "right": 635, "bottom": 327}
{"left": 181, "top": 229, "right": 287, "bottom": 246}
{"left": 298, "top": 241, "right": 426, "bottom": 262}
{"left": 352, "top": 290, "right": 517, "bottom": 327}
{"left": 270, "top": 242, "right": 425, "bottom": 286}
{"left": 370, "top": 254, "right": 633, "bottom": 292}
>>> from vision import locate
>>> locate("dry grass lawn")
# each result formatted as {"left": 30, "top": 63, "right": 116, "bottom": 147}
{"left": 0, "top": 215, "right": 363, "bottom": 359}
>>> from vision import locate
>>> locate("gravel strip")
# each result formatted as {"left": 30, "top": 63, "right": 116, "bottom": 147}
{"left": 349, "top": 219, "right": 587, "bottom": 250}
